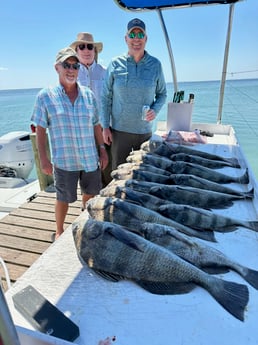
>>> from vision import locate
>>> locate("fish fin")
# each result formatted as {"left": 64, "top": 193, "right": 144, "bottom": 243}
{"left": 243, "top": 187, "right": 254, "bottom": 199}
{"left": 200, "top": 266, "right": 231, "bottom": 274}
{"left": 209, "top": 202, "right": 233, "bottom": 210}
{"left": 122, "top": 224, "right": 144, "bottom": 237}
{"left": 165, "top": 228, "right": 194, "bottom": 246}
{"left": 125, "top": 199, "right": 143, "bottom": 207}
{"left": 192, "top": 230, "right": 217, "bottom": 243}
{"left": 191, "top": 225, "right": 238, "bottom": 233}
{"left": 149, "top": 186, "right": 160, "bottom": 193}
{"left": 207, "top": 278, "right": 249, "bottom": 321}
{"left": 135, "top": 280, "right": 196, "bottom": 295}
{"left": 239, "top": 168, "right": 249, "bottom": 184}
{"left": 93, "top": 269, "right": 124, "bottom": 282}
{"left": 153, "top": 212, "right": 217, "bottom": 242}
{"left": 107, "top": 226, "right": 145, "bottom": 252}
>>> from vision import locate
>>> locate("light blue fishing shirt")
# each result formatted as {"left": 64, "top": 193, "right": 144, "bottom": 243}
{"left": 31, "top": 84, "right": 99, "bottom": 172}
{"left": 77, "top": 61, "right": 106, "bottom": 111}
{"left": 101, "top": 51, "right": 167, "bottom": 134}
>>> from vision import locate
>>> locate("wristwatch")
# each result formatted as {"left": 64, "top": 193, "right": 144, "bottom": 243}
{"left": 99, "top": 144, "right": 106, "bottom": 149}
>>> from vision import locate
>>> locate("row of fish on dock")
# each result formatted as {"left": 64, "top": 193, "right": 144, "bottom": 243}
{"left": 73, "top": 139, "right": 258, "bottom": 322}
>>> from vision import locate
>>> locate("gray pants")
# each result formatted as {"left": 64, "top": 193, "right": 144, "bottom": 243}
{"left": 111, "top": 129, "right": 152, "bottom": 170}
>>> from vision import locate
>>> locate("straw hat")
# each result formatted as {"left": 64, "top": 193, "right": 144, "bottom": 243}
{"left": 70, "top": 32, "right": 103, "bottom": 53}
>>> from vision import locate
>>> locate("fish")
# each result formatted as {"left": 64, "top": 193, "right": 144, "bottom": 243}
{"left": 86, "top": 196, "right": 216, "bottom": 242}
{"left": 111, "top": 168, "right": 253, "bottom": 199}
{"left": 165, "top": 161, "right": 249, "bottom": 184}
{"left": 127, "top": 152, "right": 249, "bottom": 184}
{"left": 100, "top": 184, "right": 249, "bottom": 234}
{"left": 121, "top": 180, "right": 247, "bottom": 209}
{"left": 116, "top": 162, "right": 171, "bottom": 176}
{"left": 99, "top": 179, "right": 133, "bottom": 196}
{"left": 111, "top": 168, "right": 174, "bottom": 184}
{"left": 138, "top": 222, "right": 258, "bottom": 289}
{"left": 73, "top": 218, "right": 249, "bottom": 321}
{"left": 169, "top": 152, "right": 241, "bottom": 169}
{"left": 140, "top": 139, "right": 163, "bottom": 153}
{"left": 101, "top": 185, "right": 173, "bottom": 211}
{"left": 126, "top": 151, "right": 177, "bottom": 169}
{"left": 101, "top": 179, "right": 162, "bottom": 195}
{"left": 157, "top": 204, "right": 258, "bottom": 232}
{"left": 142, "top": 140, "right": 240, "bottom": 167}
{"left": 168, "top": 174, "right": 253, "bottom": 198}
{"left": 115, "top": 161, "right": 253, "bottom": 197}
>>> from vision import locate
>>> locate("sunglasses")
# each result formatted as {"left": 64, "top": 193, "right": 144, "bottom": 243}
{"left": 128, "top": 32, "right": 145, "bottom": 39}
{"left": 78, "top": 43, "right": 94, "bottom": 51}
{"left": 61, "top": 62, "right": 80, "bottom": 70}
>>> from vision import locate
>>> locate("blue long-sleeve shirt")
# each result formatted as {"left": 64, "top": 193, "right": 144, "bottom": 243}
{"left": 101, "top": 51, "right": 167, "bottom": 134}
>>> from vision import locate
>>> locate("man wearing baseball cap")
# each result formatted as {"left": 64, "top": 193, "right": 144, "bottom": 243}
{"left": 127, "top": 18, "right": 146, "bottom": 33}
{"left": 101, "top": 18, "right": 167, "bottom": 169}
{"left": 31, "top": 47, "right": 108, "bottom": 240}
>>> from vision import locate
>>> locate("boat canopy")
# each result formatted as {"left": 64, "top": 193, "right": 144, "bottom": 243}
{"left": 114, "top": 0, "right": 242, "bottom": 11}
{"left": 113, "top": 0, "right": 243, "bottom": 123}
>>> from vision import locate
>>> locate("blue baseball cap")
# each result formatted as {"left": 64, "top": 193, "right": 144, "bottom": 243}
{"left": 127, "top": 18, "right": 146, "bottom": 33}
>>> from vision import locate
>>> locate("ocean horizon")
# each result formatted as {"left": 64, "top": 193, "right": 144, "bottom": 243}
{"left": 1, "top": 78, "right": 258, "bottom": 178}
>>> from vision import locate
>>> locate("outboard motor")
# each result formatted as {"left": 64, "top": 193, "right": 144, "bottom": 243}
{"left": 0, "top": 131, "right": 34, "bottom": 179}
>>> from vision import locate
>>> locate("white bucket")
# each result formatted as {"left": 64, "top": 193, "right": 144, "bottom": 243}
{"left": 166, "top": 102, "right": 194, "bottom": 132}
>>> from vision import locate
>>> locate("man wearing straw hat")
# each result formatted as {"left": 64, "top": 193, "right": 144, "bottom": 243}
{"left": 70, "top": 33, "right": 112, "bottom": 186}
{"left": 70, "top": 32, "right": 105, "bottom": 110}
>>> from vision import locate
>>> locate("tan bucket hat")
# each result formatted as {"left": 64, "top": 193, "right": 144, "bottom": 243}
{"left": 70, "top": 32, "right": 103, "bottom": 53}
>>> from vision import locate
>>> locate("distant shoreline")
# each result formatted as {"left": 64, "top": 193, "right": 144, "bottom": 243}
{"left": 1, "top": 78, "right": 258, "bottom": 92}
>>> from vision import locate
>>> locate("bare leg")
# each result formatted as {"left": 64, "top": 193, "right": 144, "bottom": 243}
{"left": 81, "top": 193, "right": 95, "bottom": 211}
{"left": 55, "top": 200, "right": 68, "bottom": 239}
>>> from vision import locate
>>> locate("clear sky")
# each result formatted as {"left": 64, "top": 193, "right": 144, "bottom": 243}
{"left": 0, "top": 0, "right": 257, "bottom": 90}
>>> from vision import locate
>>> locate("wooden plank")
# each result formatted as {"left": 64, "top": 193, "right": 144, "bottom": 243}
{"left": 0, "top": 234, "right": 50, "bottom": 253}
{"left": 2, "top": 262, "right": 34, "bottom": 282}
{"left": 0, "top": 188, "right": 83, "bottom": 290}
{"left": 0, "top": 224, "right": 52, "bottom": 241}
{"left": 0, "top": 216, "right": 56, "bottom": 231}
{"left": 6, "top": 208, "right": 80, "bottom": 223}
{"left": 19, "top": 201, "right": 82, "bottom": 216}
{"left": 0, "top": 247, "right": 39, "bottom": 267}
{"left": 31, "top": 197, "right": 82, "bottom": 211}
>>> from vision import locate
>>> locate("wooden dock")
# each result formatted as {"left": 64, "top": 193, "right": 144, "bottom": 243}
{"left": 0, "top": 189, "right": 82, "bottom": 291}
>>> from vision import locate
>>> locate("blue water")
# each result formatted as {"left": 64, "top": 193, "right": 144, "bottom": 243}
{"left": 1, "top": 79, "right": 258, "bottom": 178}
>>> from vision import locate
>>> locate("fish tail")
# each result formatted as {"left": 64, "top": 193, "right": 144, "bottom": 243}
{"left": 238, "top": 266, "right": 258, "bottom": 290}
{"left": 207, "top": 278, "right": 249, "bottom": 321}
{"left": 225, "top": 157, "right": 241, "bottom": 168}
{"left": 246, "top": 221, "right": 258, "bottom": 231}
{"left": 238, "top": 169, "right": 249, "bottom": 184}
{"left": 243, "top": 188, "right": 254, "bottom": 199}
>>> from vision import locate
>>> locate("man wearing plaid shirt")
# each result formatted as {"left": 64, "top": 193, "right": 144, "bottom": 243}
{"left": 31, "top": 47, "right": 108, "bottom": 240}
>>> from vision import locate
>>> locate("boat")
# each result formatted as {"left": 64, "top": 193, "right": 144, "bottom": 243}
{"left": 0, "top": 131, "right": 40, "bottom": 220}
{"left": 1, "top": 0, "right": 258, "bottom": 344}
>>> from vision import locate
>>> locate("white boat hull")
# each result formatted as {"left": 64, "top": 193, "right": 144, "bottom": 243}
{"left": 4, "top": 123, "right": 258, "bottom": 345}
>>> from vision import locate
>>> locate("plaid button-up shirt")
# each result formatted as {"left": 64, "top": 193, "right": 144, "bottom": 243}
{"left": 31, "top": 84, "right": 99, "bottom": 172}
